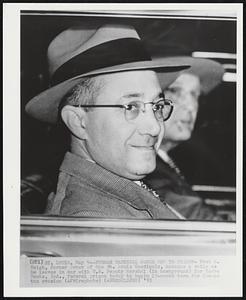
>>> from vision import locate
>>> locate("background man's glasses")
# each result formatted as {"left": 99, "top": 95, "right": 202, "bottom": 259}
{"left": 73, "top": 98, "right": 173, "bottom": 122}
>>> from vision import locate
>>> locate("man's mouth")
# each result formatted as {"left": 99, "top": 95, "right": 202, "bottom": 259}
{"left": 131, "top": 145, "right": 156, "bottom": 151}
{"left": 130, "top": 137, "right": 158, "bottom": 151}
{"left": 177, "top": 120, "right": 193, "bottom": 130}
{"left": 181, "top": 119, "right": 192, "bottom": 125}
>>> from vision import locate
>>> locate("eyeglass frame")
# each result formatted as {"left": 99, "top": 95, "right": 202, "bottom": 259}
{"left": 72, "top": 97, "right": 174, "bottom": 122}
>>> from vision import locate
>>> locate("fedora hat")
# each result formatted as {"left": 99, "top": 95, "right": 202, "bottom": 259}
{"left": 25, "top": 23, "right": 189, "bottom": 124}
{"left": 157, "top": 56, "right": 224, "bottom": 95}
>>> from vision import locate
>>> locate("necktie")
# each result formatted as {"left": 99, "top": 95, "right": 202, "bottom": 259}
{"left": 139, "top": 181, "right": 186, "bottom": 219}
{"left": 139, "top": 181, "right": 160, "bottom": 198}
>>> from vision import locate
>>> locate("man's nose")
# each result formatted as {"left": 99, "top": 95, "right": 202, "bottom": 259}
{"left": 137, "top": 108, "right": 161, "bottom": 136}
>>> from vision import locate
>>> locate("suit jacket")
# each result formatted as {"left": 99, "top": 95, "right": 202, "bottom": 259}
{"left": 144, "top": 155, "right": 219, "bottom": 220}
{"left": 45, "top": 152, "right": 181, "bottom": 219}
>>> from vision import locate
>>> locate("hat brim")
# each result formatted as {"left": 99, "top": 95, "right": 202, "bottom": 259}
{"left": 25, "top": 59, "right": 189, "bottom": 124}
{"left": 156, "top": 56, "right": 224, "bottom": 95}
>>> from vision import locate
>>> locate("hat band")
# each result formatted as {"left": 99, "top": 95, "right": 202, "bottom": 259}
{"left": 51, "top": 38, "right": 151, "bottom": 86}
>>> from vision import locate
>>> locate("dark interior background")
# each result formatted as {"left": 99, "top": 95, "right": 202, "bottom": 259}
{"left": 21, "top": 12, "right": 236, "bottom": 188}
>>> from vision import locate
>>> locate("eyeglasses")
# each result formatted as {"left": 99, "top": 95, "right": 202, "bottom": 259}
{"left": 73, "top": 98, "right": 173, "bottom": 122}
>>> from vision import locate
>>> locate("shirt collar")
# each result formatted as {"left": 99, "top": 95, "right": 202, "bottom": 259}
{"left": 157, "top": 148, "right": 170, "bottom": 163}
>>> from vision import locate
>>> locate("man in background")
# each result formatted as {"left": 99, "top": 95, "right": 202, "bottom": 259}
{"left": 144, "top": 56, "right": 227, "bottom": 220}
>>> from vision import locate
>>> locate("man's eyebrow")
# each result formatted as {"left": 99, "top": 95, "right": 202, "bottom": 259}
{"left": 121, "top": 92, "right": 144, "bottom": 99}
{"left": 121, "top": 92, "right": 164, "bottom": 100}
{"left": 165, "top": 85, "right": 181, "bottom": 91}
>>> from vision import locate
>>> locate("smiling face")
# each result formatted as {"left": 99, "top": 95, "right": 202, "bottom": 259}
{"left": 163, "top": 73, "right": 201, "bottom": 148}
{"left": 83, "top": 70, "right": 164, "bottom": 180}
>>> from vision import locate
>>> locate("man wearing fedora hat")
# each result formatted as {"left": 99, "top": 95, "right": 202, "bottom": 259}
{"left": 25, "top": 23, "right": 189, "bottom": 219}
{"left": 144, "top": 56, "right": 226, "bottom": 220}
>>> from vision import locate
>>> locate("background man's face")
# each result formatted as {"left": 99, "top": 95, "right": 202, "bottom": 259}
{"left": 163, "top": 73, "right": 201, "bottom": 144}
{"left": 84, "top": 70, "right": 164, "bottom": 180}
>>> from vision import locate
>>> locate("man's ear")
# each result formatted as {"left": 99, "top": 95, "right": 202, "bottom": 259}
{"left": 61, "top": 105, "right": 88, "bottom": 140}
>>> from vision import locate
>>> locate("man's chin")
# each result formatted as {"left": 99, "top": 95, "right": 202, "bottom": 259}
{"left": 124, "top": 156, "right": 156, "bottom": 179}
{"left": 132, "top": 164, "right": 156, "bottom": 178}
{"left": 173, "top": 131, "right": 192, "bottom": 142}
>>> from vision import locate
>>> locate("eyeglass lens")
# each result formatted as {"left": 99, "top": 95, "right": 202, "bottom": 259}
{"left": 124, "top": 100, "right": 172, "bottom": 122}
